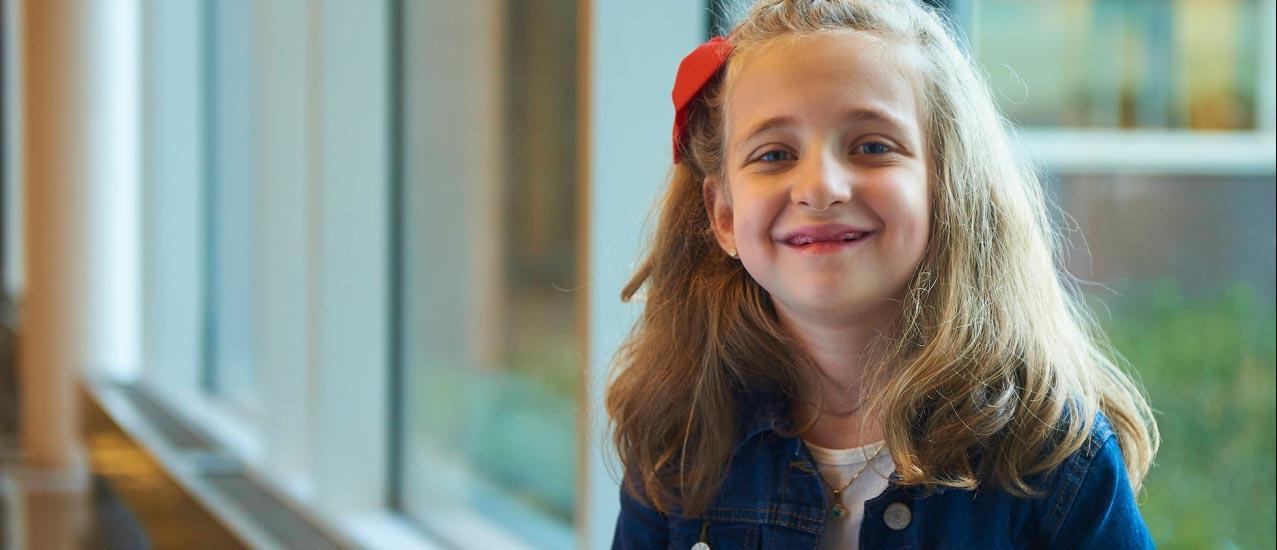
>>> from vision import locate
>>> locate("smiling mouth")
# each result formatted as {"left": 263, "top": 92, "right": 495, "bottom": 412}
{"left": 784, "top": 232, "right": 868, "bottom": 246}
{"left": 781, "top": 231, "right": 874, "bottom": 253}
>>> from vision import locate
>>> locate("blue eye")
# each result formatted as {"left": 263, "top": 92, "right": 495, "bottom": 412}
{"left": 856, "top": 142, "right": 892, "bottom": 155}
{"left": 758, "top": 150, "right": 795, "bottom": 162}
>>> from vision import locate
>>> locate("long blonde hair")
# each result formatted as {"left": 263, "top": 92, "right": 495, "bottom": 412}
{"left": 606, "top": 0, "right": 1158, "bottom": 518}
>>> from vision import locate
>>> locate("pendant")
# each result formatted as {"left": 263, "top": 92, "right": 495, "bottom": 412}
{"left": 831, "top": 502, "right": 847, "bottom": 520}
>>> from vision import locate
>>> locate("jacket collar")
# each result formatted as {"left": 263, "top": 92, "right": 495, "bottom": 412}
{"left": 733, "top": 386, "right": 794, "bottom": 454}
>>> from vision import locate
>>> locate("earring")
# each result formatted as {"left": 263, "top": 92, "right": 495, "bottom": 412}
{"left": 728, "top": 248, "right": 738, "bottom": 259}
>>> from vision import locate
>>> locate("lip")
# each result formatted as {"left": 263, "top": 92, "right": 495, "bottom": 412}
{"left": 778, "top": 224, "right": 875, "bottom": 254}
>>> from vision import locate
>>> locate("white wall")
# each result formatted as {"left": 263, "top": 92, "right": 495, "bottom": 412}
{"left": 583, "top": 2, "right": 706, "bottom": 548}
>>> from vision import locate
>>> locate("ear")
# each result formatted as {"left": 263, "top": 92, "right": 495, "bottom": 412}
{"left": 702, "top": 174, "right": 736, "bottom": 254}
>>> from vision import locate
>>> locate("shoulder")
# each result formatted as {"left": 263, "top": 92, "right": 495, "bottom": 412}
{"left": 1035, "top": 410, "right": 1154, "bottom": 548}
{"left": 1036, "top": 409, "right": 1115, "bottom": 525}
{"left": 613, "top": 478, "right": 670, "bottom": 549}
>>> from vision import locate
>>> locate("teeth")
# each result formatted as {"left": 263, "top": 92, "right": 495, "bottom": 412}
{"left": 789, "top": 233, "right": 865, "bottom": 245}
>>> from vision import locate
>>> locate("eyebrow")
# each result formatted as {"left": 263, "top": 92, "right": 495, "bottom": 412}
{"left": 733, "top": 116, "right": 796, "bottom": 153}
{"left": 732, "top": 107, "right": 914, "bottom": 154}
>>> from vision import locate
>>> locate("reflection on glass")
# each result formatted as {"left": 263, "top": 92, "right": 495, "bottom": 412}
{"left": 399, "top": 1, "right": 579, "bottom": 546}
{"left": 1053, "top": 173, "right": 1275, "bottom": 548}
{"left": 714, "top": 0, "right": 1266, "bottom": 130}
{"left": 973, "top": 0, "right": 1261, "bottom": 130}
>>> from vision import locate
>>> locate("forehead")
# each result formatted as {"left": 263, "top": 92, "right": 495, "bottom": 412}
{"left": 724, "top": 31, "right": 923, "bottom": 143}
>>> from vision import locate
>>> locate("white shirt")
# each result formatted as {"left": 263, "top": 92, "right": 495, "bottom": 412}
{"left": 803, "top": 439, "right": 896, "bottom": 550}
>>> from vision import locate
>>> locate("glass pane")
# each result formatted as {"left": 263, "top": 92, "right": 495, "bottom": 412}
{"left": 398, "top": 1, "right": 580, "bottom": 546}
{"left": 973, "top": 0, "right": 1261, "bottom": 130}
{"left": 205, "top": 0, "right": 257, "bottom": 409}
{"left": 1052, "top": 173, "right": 1276, "bottom": 548}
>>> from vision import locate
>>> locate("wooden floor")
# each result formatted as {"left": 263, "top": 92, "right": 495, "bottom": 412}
{"left": 81, "top": 395, "right": 248, "bottom": 550}
{"left": 0, "top": 397, "right": 247, "bottom": 550}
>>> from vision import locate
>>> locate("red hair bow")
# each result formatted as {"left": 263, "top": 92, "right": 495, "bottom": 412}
{"left": 672, "top": 36, "right": 732, "bottom": 162}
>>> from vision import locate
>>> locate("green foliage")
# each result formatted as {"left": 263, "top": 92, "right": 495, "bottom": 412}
{"left": 409, "top": 281, "right": 1277, "bottom": 546}
{"left": 411, "top": 358, "right": 578, "bottom": 523}
{"left": 1100, "top": 282, "right": 1276, "bottom": 550}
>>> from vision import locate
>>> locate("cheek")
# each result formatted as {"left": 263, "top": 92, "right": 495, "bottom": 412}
{"left": 901, "top": 185, "right": 930, "bottom": 254}
{"left": 731, "top": 190, "right": 785, "bottom": 247}
{"left": 872, "top": 173, "right": 930, "bottom": 258}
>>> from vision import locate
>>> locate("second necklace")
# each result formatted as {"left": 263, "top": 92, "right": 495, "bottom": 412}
{"left": 817, "top": 443, "right": 886, "bottom": 520}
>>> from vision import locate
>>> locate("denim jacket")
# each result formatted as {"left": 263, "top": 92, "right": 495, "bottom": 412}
{"left": 612, "top": 390, "right": 1155, "bottom": 549}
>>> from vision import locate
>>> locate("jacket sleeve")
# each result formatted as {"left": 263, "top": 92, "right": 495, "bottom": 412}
{"left": 612, "top": 480, "right": 670, "bottom": 550}
{"left": 1048, "top": 434, "right": 1156, "bottom": 549}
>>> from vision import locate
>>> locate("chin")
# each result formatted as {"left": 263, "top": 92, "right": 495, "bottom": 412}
{"left": 776, "top": 293, "right": 861, "bottom": 319}
{"left": 781, "top": 287, "right": 899, "bottom": 319}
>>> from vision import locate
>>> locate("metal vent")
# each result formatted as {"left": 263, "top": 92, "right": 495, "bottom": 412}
{"left": 115, "top": 385, "right": 353, "bottom": 550}
{"left": 204, "top": 472, "right": 350, "bottom": 550}
{"left": 119, "top": 386, "right": 216, "bottom": 451}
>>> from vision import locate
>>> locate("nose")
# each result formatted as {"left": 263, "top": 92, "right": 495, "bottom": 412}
{"left": 790, "top": 149, "right": 852, "bottom": 212}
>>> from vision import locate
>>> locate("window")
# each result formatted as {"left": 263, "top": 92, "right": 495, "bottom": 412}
{"left": 973, "top": 0, "right": 1264, "bottom": 130}
{"left": 203, "top": 0, "right": 258, "bottom": 410}
{"left": 967, "top": 2, "right": 1276, "bottom": 547}
{"left": 705, "top": 1, "right": 1277, "bottom": 547}
{"left": 396, "top": 1, "right": 580, "bottom": 547}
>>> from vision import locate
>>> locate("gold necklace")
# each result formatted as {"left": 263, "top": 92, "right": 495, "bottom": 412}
{"left": 816, "top": 443, "right": 885, "bottom": 520}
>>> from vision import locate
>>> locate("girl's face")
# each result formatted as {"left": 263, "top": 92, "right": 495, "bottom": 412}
{"left": 706, "top": 32, "right": 930, "bottom": 326}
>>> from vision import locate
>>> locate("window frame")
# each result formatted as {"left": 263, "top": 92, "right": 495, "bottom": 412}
{"left": 959, "top": 0, "right": 1277, "bottom": 175}
{"left": 140, "top": 0, "right": 428, "bottom": 547}
{"left": 136, "top": 0, "right": 726, "bottom": 548}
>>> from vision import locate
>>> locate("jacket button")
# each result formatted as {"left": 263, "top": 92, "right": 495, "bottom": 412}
{"left": 691, "top": 543, "right": 710, "bottom": 550}
{"left": 883, "top": 502, "right": 912, "bottom": 530}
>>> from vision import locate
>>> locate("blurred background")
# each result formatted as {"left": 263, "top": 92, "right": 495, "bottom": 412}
{"left": 0, "top": 0, "right": 1272, "bottom": 549}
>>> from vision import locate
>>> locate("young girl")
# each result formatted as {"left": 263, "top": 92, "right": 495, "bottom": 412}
{"left": 606, "top": 0, "right": 1159, "bottom": 548}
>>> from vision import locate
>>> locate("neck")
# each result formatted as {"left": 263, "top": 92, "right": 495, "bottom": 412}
{"left": 777, "top": 303, "right": 895, "bottom": 450}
